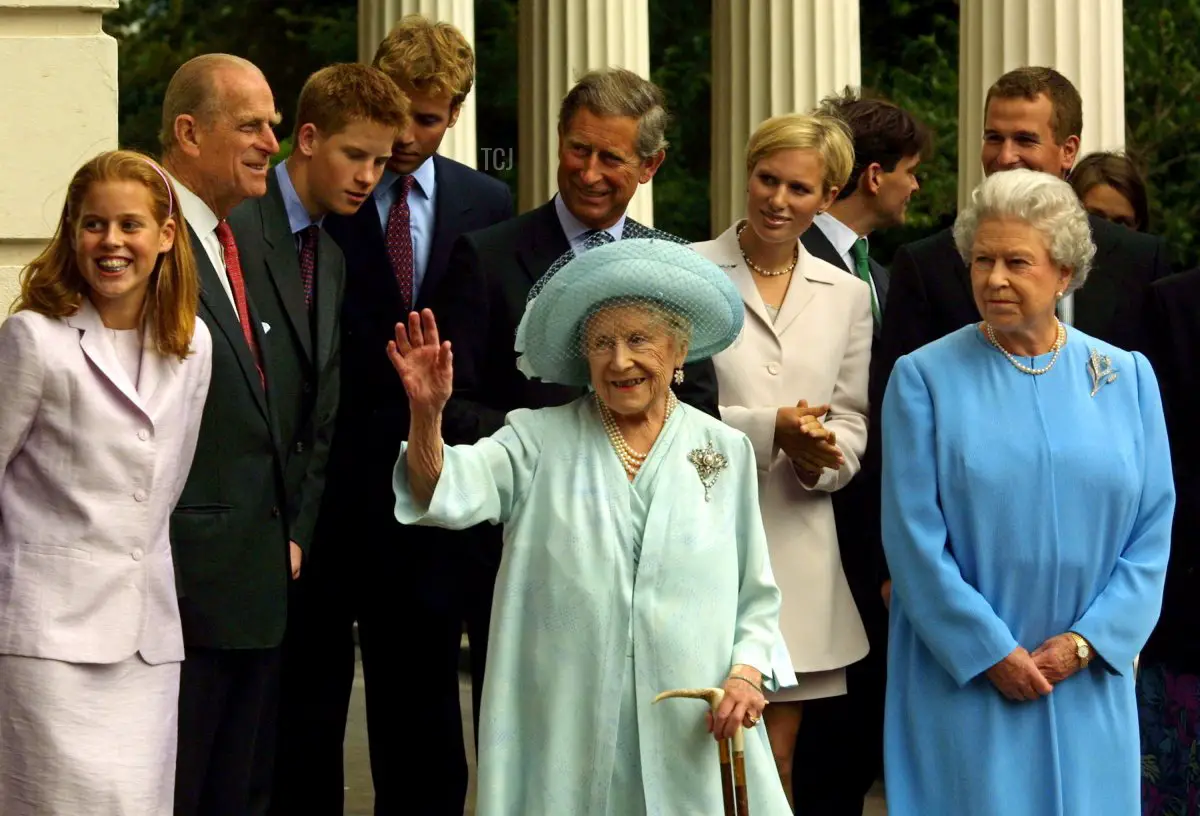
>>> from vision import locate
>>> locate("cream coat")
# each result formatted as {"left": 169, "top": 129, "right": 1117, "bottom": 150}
{"left": 693, "top": 223, "right": 871, "bottom": 674}
{"left": 0, "top": 301, "right": 212, "bottom": 665}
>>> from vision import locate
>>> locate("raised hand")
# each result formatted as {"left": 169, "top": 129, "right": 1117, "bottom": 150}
{"left": 776, "top": 399, "right": 845, "bottom": 475}
{"left": 387, "top": 309, "right": 453, "bottom": 416}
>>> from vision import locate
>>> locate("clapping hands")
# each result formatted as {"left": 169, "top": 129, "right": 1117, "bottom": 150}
{"left": 775, "top": 399, "right": 845, "bottom": 480}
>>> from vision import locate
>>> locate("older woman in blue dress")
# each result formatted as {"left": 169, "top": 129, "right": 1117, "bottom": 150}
{"left": 880, "top": 168, "right": 1173, "bottom": 815}
{"left": 388, "top": 239, "right": 793, "bottom": 814}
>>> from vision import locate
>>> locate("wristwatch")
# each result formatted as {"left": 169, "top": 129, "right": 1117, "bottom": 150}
{"left": 1068, "top": 632, "right": 1092, "bottom": 668}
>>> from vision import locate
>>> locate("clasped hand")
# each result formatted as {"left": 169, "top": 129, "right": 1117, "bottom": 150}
{"left": 986, "top": 635, "right": 1084, "bottom": 702}
{"left": 776, "top": 400, "right": 845, "bottom": 478}
{"left": 387, "top": 309, "right": 454, "bottom": 414}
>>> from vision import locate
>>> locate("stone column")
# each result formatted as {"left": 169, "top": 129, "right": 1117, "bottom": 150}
{"left": 517, "top": 0, "right": 654, "bottom": 223}
{"left": 358, "top": 0, "right": 477, "bottom": 168}
{"left": 711, "top": 0, "right": 861, "bottom": 233}
{"left": 957, "top": 0, "right": 1125, "bottom": 208}
{"left": 0, "top": 0, "right": 118, "bottom": 318}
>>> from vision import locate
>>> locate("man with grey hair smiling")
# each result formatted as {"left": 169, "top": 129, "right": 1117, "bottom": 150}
{"left": 160, "top": 53, "right": 298, "bottom": 816}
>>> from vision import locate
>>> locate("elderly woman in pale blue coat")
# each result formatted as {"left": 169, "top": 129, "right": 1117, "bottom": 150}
{"left": 389, "top": 239, "right": 792, "bottom": 814}
{"left": 880, "top": 168, "right": 1173, "bottom": 815}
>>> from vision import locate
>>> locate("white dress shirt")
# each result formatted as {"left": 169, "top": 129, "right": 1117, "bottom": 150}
{"left": 168, "top": 173, "right": 238, "bottom": 315}
{"left": 812, "top": 212, "right": 880, "bottom": 307}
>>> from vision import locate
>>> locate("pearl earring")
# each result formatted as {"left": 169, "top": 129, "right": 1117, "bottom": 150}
{"left": 1056, "top": 291, "right": 1064, "bottom": 300}
{"left": 673, "top": 368, "right": 684, "bottom": 385}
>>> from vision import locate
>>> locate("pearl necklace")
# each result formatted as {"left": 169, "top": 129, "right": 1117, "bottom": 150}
{"left": 737, "top": 223, "right": 797, "bottom": 277}
{"left": 984, "top": 321, "right": 1066, "bottom": 375}
{"left": 596, "top": 391, "right": 679, "bottom": 478}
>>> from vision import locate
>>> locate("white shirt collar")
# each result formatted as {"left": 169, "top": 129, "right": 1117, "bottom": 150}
{"left": 812, "top": 211, "right": 863, "bottom": 260}
{"left": 167, "top": 171, "right": 220, "bottom": 237}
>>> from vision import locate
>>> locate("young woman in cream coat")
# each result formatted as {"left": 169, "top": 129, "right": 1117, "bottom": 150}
{"left": 692, "top": 113, "right": 872, "bottom": 808}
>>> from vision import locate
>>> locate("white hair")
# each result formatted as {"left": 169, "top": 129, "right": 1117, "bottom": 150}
{"left": 953, "top": 168, "right": 1095, "bottom": 294}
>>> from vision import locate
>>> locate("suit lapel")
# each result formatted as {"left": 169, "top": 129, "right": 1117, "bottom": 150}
{"left": 772, "top": 250, "right": 817, "bottom": 336}
{"left": 801, "top": 224, "right": 851, "bottom": 272}
{"left": 424, "top": 155, "right": 468, "bottom": 299}
{"left": 516, "top": 199, "right": 571, "bottom": 283}
{"left": 191, "top": 224, "right": 269, "bottom": 418}
{"left": 707, "top": 224, "right": 779, "bottom": 340}
{"left": 260, "top": 176, "right": 313, "bottom": 362}
{"left": 314, "top": 229, "right": 339, "bottom": 369}
{"left": 67, "top": 299, "right": 148, "bottom": 417}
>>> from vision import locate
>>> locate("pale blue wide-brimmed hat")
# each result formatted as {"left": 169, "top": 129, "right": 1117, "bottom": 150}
{"left": 515, "top": 238, "right": 744, "bottom": 387}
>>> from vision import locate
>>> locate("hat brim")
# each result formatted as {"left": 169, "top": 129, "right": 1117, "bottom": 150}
{"left": 515, "top": 239, "right": 744, "bottom": 387}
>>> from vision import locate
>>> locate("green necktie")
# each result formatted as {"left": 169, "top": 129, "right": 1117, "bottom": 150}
{"left": 851, "top": 237, "right": 881, "bottom": 324}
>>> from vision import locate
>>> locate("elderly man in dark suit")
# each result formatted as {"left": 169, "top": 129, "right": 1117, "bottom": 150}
{"left": 160, "top": 53, "right": 288, "bottom": 816}
{"left": 795, "top": 90, "right": 930, "bottom": 816}
{"left": 219, "top": 64, "right": 409, "bottom": 816}
{"left": 315, "top": 17, "right": 513, "bottom": 816}
{"left": 873, "top": 67, "right": 1173, "bottom": 613}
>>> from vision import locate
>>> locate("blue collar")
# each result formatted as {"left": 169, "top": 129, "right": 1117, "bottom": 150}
{"left": 276, "top": 161, "right": 324, "bottom": 234}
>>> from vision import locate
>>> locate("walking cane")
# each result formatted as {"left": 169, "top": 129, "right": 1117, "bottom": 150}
{"left": 654, "top": 687, "right": 751, "bottom": 816}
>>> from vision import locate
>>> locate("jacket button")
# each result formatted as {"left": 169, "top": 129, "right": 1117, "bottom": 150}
{"left": 137, "top": 429, "right": 149, "bottom": 441}
{"left": 767, "top": 363, "right": 780, "bottom": 375}
{"left": 295, "top": 442, "right": 305, "bottom": 454}
{"left": 131, "top": 548, "right": 144, "bottom": 562}
{"left": 271, "top": 506, "right": 281, "bottom": 518}
{"left": 134, "top": 490, "right": 148, "bottom": 502}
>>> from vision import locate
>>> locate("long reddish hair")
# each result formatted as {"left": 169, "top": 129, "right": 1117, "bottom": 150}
{"left": 12, "top": 149, "right": 200, "bottom": 360}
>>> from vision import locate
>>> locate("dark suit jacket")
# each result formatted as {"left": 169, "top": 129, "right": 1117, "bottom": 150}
{"left": 323, "top": 154, "right": 514, "bottom": 521}
{"left": 170, "top": 222, "right": 291, "bottom": 650}
{"left": 870, "top": 215, "right": 1173, "bottom": 582}
{"left": 434, "top": 198, "right": 721, "bottom": 445}
{"left": 1141, "top": 268, "right": 1200, "bottom": 670}
{"left": 230, "top": 170, "right": 343, "bottom": 560}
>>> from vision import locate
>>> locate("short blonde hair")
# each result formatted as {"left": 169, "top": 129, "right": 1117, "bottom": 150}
{"left": 953, "top": 168, "right": 1096, "bottom": 294}
{"left": 13, "top": 150, "right": 200, "bottom": 361}
{"left": 372, "top": 14, "right": 474, "bottom": 108}
{"left": 160, "top": 54, "right": 261, "bottom": 153}
{"left": 745, "top": 113, "right": 855, "bottom": 193}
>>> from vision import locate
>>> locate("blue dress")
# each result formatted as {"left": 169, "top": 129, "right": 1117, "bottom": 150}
{"left": 880, "top": 325, "right": 1174, "bottom": 815}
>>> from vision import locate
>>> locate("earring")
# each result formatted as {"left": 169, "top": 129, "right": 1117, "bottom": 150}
{"left": 1056, "top": 291, "right": 1064, "bottom": 300}
{"left": 673, "top": 368, "right": 684, "bottom": 385}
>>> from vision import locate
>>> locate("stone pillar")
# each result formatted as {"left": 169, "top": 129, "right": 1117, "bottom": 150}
{"left": 517, "top": 0, "right": 654, "bottom": 223}
{"left": 0, "top": 0, "right": 118, "bottom": 319}
{"left": 358, "top": 0, "right": 477, "bottom": 168}
{"left": 711, "top": 0, "right": 861, "bottom": 234}
{"left": 957, "top": 0, "right": 1125, "bottom": 208}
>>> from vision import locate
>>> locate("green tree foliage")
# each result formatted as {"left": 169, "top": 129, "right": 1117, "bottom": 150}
{"left": 104, "top": 0, "right": 357, "bottom": 157}
{"left": 860, "top": 0, "right": 960, "bottom": 262}
{"left": 1125, "top": 0, "right": 1200, "bottom": 269}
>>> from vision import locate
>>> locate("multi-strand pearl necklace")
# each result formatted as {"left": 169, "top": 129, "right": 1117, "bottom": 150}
{"left": 984, "top": 320, "right": 1067, "bottom": 375}
{"left": 596, "top": 391, "right": 679, "bottom": 478}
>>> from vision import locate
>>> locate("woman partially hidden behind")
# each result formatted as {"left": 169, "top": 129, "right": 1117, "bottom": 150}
{"left": 880, "top": 168, "right": 1173, "bottom": 815}
{"left": 389, "top": 239, "right": 793, "bottom": 813}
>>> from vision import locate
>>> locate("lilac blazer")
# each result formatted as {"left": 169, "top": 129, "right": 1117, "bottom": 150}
{"left": 0, "top": 301, "right": 212, "bottom": 664}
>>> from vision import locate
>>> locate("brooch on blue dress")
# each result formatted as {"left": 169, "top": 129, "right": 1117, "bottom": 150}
{"left": 688, "top": 441, "right": 728, "bottom": 502}
{"left": 1087, "top": 347, "right": 1118, "bottom": 397}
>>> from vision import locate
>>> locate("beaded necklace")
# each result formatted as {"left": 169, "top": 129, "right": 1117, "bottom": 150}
{"left": 984, "top": 320, "right": 1066, "bottom": 376}
{"left": 596, "top": 391, "right": 679, "bottom": 478}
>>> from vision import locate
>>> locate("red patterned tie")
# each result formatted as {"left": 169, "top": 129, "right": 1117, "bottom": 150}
{"left": 385, "top": 175, "right": 416, "bottom": 312}
{"left": 298, "top": 224, "right": 319, "bottom": 309}
{"left": 214, "top": 220, "right": 265, "bottom": 389}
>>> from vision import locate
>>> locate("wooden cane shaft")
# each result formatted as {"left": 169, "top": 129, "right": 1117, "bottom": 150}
{"left": 718, "top": 739, "right": 735, "bottom": 816}
{"left": 733, "top": 749, "right": 749, "bottom": 816}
